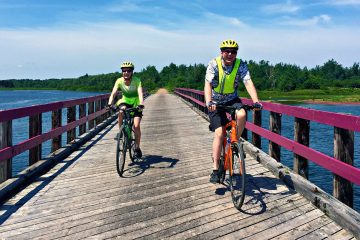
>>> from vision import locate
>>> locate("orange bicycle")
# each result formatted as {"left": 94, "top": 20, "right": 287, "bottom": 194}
{"left": 216, "top": 104, "right": 254, "bottom": 210}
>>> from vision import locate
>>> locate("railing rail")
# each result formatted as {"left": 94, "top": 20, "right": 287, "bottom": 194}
{"left": 175, "top": 87, "right": 359, "bottom": 209}
{"left": 0, "top": 93, "right": 111, "bottom": 182}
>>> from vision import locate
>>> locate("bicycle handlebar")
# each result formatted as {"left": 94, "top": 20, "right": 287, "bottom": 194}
{"left": 108, "top": 105, "right": 144, "bottom": 112}
{"left": 216, "top": 104, "right": 255, "bottom": 111}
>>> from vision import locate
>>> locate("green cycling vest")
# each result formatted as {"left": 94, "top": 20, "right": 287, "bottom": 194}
{"left": 214, "top": 56, "right": 241, "bottom": 94}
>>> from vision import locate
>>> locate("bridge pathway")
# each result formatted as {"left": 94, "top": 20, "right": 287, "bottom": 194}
{"left": 0, "top": 93, "right": 355, "bottom": 239}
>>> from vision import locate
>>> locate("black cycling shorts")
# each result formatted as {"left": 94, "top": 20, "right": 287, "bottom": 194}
{"left": 118, "top": 103, "right": 143, "bottom": 118}
{"left": 208, "top": 98, "right": 243, "bottom": 132}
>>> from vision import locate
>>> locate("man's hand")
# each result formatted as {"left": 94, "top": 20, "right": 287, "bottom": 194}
{"left": 253, "top": 102, "right": 263, "bottom": 110}
{"left": 137, "top": 104, "right": 145, "bottom": 110}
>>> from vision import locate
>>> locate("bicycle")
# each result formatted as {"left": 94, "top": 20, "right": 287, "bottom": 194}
{"left": 111, "top": 105, "right": 143, "bottom": 177}
{"left": 216, "top": 104, "right": 255, "bottom": 210}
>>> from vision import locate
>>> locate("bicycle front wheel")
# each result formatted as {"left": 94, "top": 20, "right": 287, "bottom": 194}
{"left": 229, "top": 143, "right": 246, "bottom": 210}
{"left": 218, "top": 156, "right": 226, "bottom": 184}
{"left": 129, "top": 130, "right": 137, "bottom": 162}
{"left": 116, "top": 127, "right": 127, "bottom": 177}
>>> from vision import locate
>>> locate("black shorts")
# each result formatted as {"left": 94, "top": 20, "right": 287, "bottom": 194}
{"left": 208, "top": 98, "right": 243, "bottom": 132}
{"left": 118, "top": 103, "right": 143, "bottom": 118}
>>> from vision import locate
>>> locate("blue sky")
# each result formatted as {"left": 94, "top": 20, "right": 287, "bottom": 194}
{"left": 0, "top": 0, "right": 359, "bottom": 79}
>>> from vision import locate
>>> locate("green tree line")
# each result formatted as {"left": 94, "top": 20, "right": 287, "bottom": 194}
{"left": 1, "top": 59, "right": 359, "bottom": 93}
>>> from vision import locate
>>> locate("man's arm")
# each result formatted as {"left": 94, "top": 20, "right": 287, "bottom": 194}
{"left": 244, "top": 79, "right": 260, "bottom": 103}
{"left": 204, "top": 81, "right": 212, "bottom": 105}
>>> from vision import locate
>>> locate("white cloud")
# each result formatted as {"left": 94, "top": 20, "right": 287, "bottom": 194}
{"left": 326, "top": 0, "right": 360, "bottom": 5}
{"left": 106, "top": 1, "right": 154, "bottom": 13}
{"left": 262, "top": 0, "right": 301, "bottom": 14}
{"left": 281, "top": 14, "right": 332, "bottom": 27}
{"left": 202, "top": 12, "right": 247, "bottom": 27}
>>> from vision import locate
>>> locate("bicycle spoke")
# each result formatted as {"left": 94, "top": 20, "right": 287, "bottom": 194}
{"left": 229, "top": 143, "right": 246, "bottom": 210}
{"left": 116, "top": 127, "right": 127, "bottom": 177}
{"left": 129, "top": 130, "right": 138, "bottom": 163}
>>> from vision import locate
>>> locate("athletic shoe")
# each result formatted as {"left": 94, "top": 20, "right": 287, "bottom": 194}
{"left": 209, "top": 170, "right": 220, "bottom": 184}
{"left": 135, "top": 148, "right": 142, "bottom": 158}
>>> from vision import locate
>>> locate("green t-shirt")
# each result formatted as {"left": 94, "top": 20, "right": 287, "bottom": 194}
{"left": 115, "top": 76, "right": 142, "bottom": 106}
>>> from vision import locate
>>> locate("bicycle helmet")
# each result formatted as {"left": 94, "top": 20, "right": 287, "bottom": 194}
{"left": 120, "top": 61, "right": 135, "bottom": 70}
{"left": 220, "top": 39, "right": 239, "bottom": 50}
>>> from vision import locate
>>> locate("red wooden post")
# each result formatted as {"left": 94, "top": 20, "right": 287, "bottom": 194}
{"left": 269, "top": 112, "right": 281, "bottom": 162}
{"left": 29, "top": 114, "right": 42, "bottom": 165}
{"left": 79, "top": 103, "right": 86, "bottom": 135}
{"left": 101, "top": 99, "right": 106, "bottom": 121}
{"left": 95, "top": 99, "right": 101, "bottom": 126}
{"left": 0, "top": 121, "right": 12, "bottom": 182}
{"left": 241, "top": 111, "right": 248, "bottom": 140}
{"left": 333, "top": 127, "right": 354, "bottom": 207}
{"left": 51, "top": 109, "right": 62, "bottom": 152}
{"left": 88, "top": 101, "right": 95, "bottom": 129}
{"left": 294, "top": 117, "right": 309, "bottom": 179}
{"left": 67, "top": 106, "right": 76, "bottom": 143}
{"left": 252, "top": 110, "right": 261, "bottom": 148}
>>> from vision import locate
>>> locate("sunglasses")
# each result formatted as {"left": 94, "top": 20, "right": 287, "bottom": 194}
{"left": 223, "top": 50, "right": 237, "bottom": 54}
{"left": 122, "top": 69, "right": 133, "bottom": 73}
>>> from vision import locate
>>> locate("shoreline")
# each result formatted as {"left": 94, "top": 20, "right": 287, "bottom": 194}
{"left": 302, "top": 100, "right": 360, "bottom": 105}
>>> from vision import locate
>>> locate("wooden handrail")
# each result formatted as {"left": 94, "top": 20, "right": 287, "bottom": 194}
{"left": 0, "top": 94, "right": 109, "bottom": 122}
{"left": 0, "top": 93, "right": 111, "bottom": 182}
{"left": 0, "top": 108, "right": 107, "bottom": 163}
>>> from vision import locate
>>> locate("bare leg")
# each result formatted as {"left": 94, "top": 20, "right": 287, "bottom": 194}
{"left": 212, "top": 126, "right": 225, "bottom": 170}
{"left": 133, "top": 116, "right": 141, "bottom": 149}
{"left": 118, "top": 111, "right": 124, "bottom": 129}
{"left": 235, "top": 109, "right": 247, "bottom": 139}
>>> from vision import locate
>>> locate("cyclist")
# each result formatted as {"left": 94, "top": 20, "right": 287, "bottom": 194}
{"left": 108, "top": 61, "right": 144, "bottom": 158}
{"left": 204, "top": 39, "right": 262, "bottom": 183}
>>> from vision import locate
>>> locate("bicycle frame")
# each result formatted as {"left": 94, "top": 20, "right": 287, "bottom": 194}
{"left": 216, "top": 103, "right": 257, "bottom": 210}
{"left": 115, "top": 106, "right": 141, "bottom": 176}
{"left": 222, "top": 114, "right": 238, "bottom": 175}
{"left": 121, "top": 109, "right": 135, "bottom": 142}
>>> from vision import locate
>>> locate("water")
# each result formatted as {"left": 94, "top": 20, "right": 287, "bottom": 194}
{"left": 1, "top": 90, "right": 360, "bottom": 212}
{"left": 0, "top": 90, "right": 104, "bottom": 175}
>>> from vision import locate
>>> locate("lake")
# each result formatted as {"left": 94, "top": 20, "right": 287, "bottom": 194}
{"left": 0, "top": 90, "right": 104, "bottom": 175}
{"left": 1, "top": 90, "right": 359, "bottom": 212}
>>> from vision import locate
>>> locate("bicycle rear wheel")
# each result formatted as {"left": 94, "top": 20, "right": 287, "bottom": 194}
{"left": 116, "top": 127, "right": 127, "bottom": 176}
{"left": 229, "top": 142, "right": 246, "bottom": 210}
{"left": 218, "top": 156, "right": 226, "bottom": 184}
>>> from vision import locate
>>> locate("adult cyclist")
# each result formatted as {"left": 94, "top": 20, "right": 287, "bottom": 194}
{"left": 204, "top": 39, "right": 263, "bottom": 184}
{"left": 108, "top": 61, "right": 144, "bottom": 158}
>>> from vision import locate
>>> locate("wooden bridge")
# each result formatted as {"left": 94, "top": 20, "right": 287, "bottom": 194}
{"left": 0, "top": 91, "right": 359, "bottom": 239}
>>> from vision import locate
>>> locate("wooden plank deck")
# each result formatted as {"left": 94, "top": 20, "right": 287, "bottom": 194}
{"left": 0, "top": 93, "right": 356, "bottom": 239}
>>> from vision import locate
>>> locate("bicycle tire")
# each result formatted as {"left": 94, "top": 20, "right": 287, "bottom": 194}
{"left": 116, "top": 126, "right": 127, "bottom": 177}
{"left": 229, "top": 142, "right": 246, "bottom": 210}
{"left": 129, "top": 130, "right": 137, "bottom": 162}
{"left": 218, "top": 156, "right": 226, "bottom": 184}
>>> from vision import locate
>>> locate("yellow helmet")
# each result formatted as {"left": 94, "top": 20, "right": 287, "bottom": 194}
{"left": 120, "top": 61, "right": 134, "bottom": 69}
{"left": 220, "top": 39, "right": 238, "bottom": 50}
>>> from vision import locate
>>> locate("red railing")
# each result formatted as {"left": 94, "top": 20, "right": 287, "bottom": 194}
{"left": 0, "top": 94, "right": 111, "bottom": 182}
{"left": 175, "top": 87, "right": 360, "bottom": 208}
